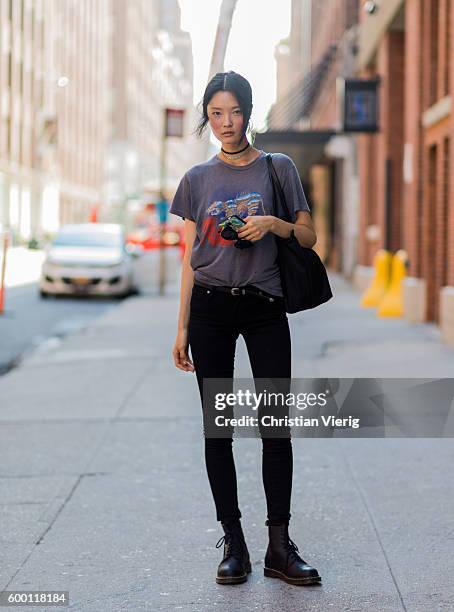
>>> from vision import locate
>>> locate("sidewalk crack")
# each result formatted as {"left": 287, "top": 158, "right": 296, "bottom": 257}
{"left": 337, "top": 440, "right": 408, "bottom": 612}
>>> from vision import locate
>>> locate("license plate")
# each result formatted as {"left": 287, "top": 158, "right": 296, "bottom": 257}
{"left": 72, "top": 277, "right": 90, "bottom": 285}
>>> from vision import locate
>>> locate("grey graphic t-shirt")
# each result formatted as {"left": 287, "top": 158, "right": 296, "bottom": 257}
{"left": 169, "top": 150, "right": 310, "bottom": 297}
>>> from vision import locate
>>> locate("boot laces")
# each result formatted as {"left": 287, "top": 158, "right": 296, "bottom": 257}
{"left": 215, "top": 533, "right": 245, "bottom": 561}
{"left": 284, "top": 534, "right": 304, "bottom": 566}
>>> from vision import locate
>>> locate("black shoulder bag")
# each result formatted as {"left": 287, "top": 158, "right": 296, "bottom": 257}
{"left": 265, "top": 153, "right": 333, "bottom": 313}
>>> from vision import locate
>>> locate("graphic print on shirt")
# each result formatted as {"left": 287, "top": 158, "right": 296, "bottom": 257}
{"left": 201, "top": 191, "right": 265, "bottom": 247}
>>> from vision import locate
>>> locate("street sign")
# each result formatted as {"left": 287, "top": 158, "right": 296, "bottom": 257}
{"left": 338, "top": 77, "right": 380, "bottom": 133}
{"left": 165, "top": 109, "right": 185, "bottom": 138}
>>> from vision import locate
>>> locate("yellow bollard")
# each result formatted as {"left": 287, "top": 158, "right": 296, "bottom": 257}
{"left": 360, "top": 249, "right": 392, "bottom": 308}
{"left": 377, "top": 249, "right": 408, "bottom": 317}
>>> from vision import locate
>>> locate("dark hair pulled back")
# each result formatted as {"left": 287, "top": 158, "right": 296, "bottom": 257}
{"left": 194, "top": 71, "right": 254, "bottom": 140}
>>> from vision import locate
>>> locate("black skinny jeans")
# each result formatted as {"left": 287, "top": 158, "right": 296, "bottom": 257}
{"left": 188, "top": 282, "right": 293, "bottom": 525}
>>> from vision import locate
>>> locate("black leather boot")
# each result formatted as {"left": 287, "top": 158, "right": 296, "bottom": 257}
{"left": 264, "top": 521, "right": 321, "bottom": 585}
{"left": 215, "top": 519, "right": 252, "bottom": 584}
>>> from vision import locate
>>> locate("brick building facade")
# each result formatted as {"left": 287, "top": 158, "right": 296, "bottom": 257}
{"left": 357, "top": 0, "right": 454, "bottom": 336}
{"left": 266, "top": 0, "right": 359, "bottom": 273}
{"left": 268, "top": 0, "right": 454, "bottom": 342}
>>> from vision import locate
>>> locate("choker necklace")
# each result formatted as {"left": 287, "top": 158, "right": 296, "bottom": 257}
{"left": 220, "top": 142, "right": 251, "bottom": 160}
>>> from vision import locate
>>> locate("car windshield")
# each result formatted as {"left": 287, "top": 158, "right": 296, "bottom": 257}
{"left": 52, "top": 232, "right": 122, "bottom": 248}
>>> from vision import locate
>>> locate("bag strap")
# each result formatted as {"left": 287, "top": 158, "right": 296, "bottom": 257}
{"left": 265, "top": 153, "right": 292, "bottom": 223}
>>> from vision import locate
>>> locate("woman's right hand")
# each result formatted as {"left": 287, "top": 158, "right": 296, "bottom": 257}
{"left": 172, "top": 328, "right": 195, "bottom": 372}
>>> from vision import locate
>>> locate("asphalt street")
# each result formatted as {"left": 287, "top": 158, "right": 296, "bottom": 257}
{"left": 0, "top": 247, "right": 181, "bottom": 375}
{"left": 0, "top": 282, "right": 117, "bottom": 375}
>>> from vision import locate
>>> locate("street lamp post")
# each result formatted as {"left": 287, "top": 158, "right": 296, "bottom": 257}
{"left": 0, "top": 230, "right": 10, "bottom": 315}
{"left": 158, "top": 120, "right": 168, "bottom": 297}
{"left": 159, "top": 108, "right": 185, "bottom": 295}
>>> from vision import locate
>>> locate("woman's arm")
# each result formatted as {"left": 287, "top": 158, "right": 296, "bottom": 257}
{"left": 172, "top": 219, "right": 197, "bottom": 372}
{"left": 177, "top": 219, "right": 196, "bottom": 331}
{"left": 238, "top": 156, "right": 317, "bottom": 248}
{"left": 271, "top": 211, "right": 317, "bottom": 248}
{"left": 238, "top": 211, "right": 317, "bottom": 248}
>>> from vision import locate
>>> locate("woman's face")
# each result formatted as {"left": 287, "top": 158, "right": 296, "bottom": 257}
{"left": 207, "top": 91, "right": 247, "bottom": 147}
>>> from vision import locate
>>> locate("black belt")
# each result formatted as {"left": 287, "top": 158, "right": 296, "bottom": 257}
{"left": 194, "top": 282, "right": 282, "bottom": 303}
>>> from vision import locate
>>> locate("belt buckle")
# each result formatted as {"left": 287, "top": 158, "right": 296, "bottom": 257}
{"left": 231, "top": 287, "right": 241, "bottom": 296}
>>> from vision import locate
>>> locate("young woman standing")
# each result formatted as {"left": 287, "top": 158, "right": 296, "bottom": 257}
{"left": 171, "top": 71, "right": 321, "bottom": 587}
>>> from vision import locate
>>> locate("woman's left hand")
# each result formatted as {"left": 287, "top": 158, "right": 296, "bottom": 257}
{"left": 236, "top": 215, "right": 275, "bottom": 242}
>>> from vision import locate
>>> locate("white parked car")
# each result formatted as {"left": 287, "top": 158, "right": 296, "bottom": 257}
{"left": 39, "top": 223, "right": 139, "bottom": 298}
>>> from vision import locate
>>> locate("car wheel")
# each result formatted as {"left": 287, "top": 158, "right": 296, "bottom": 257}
{"left": 39, "top": 289, "right": 49, "bottom": 298}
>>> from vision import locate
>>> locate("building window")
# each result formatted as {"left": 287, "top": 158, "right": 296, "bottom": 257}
{"left": 444, "top": 0, "right": 451, "bottom": 96}
{"left": 428, "top": 0, "right": 439, "bottom": 106}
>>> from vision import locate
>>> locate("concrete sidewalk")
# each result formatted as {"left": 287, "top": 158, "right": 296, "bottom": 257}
{"left": 1, "top": 273, "right": 454, "bottom": 611}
